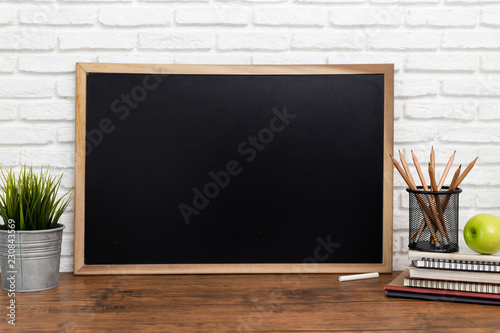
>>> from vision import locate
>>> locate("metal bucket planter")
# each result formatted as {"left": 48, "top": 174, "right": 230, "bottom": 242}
{"left": 0, "top": 224, "right": 64, "bottom": 292}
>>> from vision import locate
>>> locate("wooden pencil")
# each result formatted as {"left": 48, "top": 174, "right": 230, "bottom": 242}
{"left": 430, "top": 146, "right": 437, "bottom": 191}
{"left": 390, "top": 154, "right": 413, "bottom": 189}
{"left": 429, "top": 162, "right": 438, "bottom": 192}
{"left": 438, "top": 161, "right": 472, "bottom": 219}
{"left": 437, "top": 150, "right": 456, "bottom": 191}
{"left": 412, "top": 151, "right": 448, "bottom": 245}
{"left": 429, "top": 161, "right": 448, "bottom": 238}
{"left": 412, "top": 151, "right": 429, "bottom": 191}
{"left": 428, "top": 162, "right": 449, "bottom": 243}
{"left": 394, "top": 153, "right": 441, "bottom": 246}
{"left": 430, "top": 146, "right": 435, "bottom": 168}
{"left": 438, "top": 164, "right": 462, "bottom": 209}
{"left": 449, "top": 165, "right": 462, "bottom": 191}
{"left": 400, "top": 150, "right": 427, "bottom": 241}
{"left": 410, "top": 150, "right": 430, "bottom": 241}
{"left": 454, "top": 157, "right": 478, "bottom": 189}
{"left": 433, "top": 164, "right": 462, "bottom": 239}
{"left": 399, "top": 150, "right": 417, "bottom": 189}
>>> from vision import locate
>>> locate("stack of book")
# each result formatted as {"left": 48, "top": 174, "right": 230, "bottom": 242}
{"left": 385, "top": 249, "right": 500, "bottom": 305}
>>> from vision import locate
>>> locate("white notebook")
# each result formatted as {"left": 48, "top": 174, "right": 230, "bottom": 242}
{"left": 409, "top": 266, "right": 500, "bottom": 284}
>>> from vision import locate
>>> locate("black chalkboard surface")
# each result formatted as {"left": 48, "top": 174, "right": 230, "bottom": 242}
{"left": 74, "top": 64, "right": 394, "bottom": 274}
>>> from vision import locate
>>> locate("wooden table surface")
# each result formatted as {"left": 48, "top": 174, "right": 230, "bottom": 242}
{"left": 1, "top": 272, "right": 500, "bottom": 332}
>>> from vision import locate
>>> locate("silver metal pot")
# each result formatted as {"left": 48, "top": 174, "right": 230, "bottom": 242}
{"left": 0, "top": 224, "right": 65, "bottom": 292}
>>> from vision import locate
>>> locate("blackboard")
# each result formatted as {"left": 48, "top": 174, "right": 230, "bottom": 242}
{"left": 74, "top": 64, "right": 394, "bottom": 274}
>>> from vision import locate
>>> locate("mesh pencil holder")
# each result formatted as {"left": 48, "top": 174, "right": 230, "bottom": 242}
{"left": 407, "top": 186, "right": 461, "bottom": 253}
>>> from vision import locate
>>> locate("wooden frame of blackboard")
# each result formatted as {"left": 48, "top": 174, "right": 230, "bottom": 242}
{"left": 74, "top": 63, "right": 394, "bottom": 275}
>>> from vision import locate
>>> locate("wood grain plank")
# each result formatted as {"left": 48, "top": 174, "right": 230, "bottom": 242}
{"left": 76, "top": 63, "right": 393, "bottom": 75}
{"left": 74, "top": 63, "right": 87, "bottom": 274}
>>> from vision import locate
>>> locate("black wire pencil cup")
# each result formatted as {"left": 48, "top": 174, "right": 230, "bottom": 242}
{"left": 390, "top": 148, "right": 477, "bottom": 253}
{"left": 407, "top": 186, "right": 461, "bottom": 252}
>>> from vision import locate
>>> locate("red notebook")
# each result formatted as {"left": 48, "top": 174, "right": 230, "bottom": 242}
{"left": 385, "top": 270, "right": 500, "bottom": 304}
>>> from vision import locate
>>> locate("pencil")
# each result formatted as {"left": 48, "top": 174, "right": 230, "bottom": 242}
{"left": 429, "top": 162, "right": 449, "bottom": 241}
{"left": 394, "top": 153, "right": 426, "bottom": 244}
{"left": 390, "top": 154, "right": 411, "bottom": 188}
{"left": 437, "top": 150, "right": 456, "bottom": 191}
{"left": 437, "top": 165, "right": 462, "bottom": 213}
{"left": 430, "top": 146, "right": 437, "bottom": 191}
{"left": 449, "top": 165, "right": 462, "bottom": 191}
{"left": 429, "top": 162, "right": 438, "bottom": 192}
{"left": 412, "top": 151, "right": 429, "bottom": 191}
{"left": 412, "top": 151, "right": 447, "bottom": 245}
{"left": 428, "top": 161, "right": 449, "bottom": 242}
{"left": 438, "top": 160, "right": 474, "bottom": 217}
{"left": 409, "top": 198, "right": 439, "bottom": 246}
{"left": 394, "top": 153, "right": 441, "bottom": 246}
{"left": 410, "top": 151, "right": 429, "bottom": 241}
{"left": 454, "top": 157, "right": 478, "bottom": 189}
{"left": 399, "top": 150, "right": 417, "bottom": 189}
{"left": 400, "top": 151, "right": 441, "bottom": 244}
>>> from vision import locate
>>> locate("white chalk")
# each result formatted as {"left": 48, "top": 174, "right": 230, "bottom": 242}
{"left": 338, "top": 272, "right": 379, "bottom": 282}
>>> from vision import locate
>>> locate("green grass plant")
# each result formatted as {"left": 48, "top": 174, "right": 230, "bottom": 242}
{"left": 0, "top": 165, "right": 73, "bottom": 230}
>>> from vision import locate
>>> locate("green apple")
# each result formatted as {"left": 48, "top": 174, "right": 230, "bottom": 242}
{"left": 464, "top": 214, "right": 500, "bottom": 255}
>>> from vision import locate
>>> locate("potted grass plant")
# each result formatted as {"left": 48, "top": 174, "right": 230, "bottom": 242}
{"left": 0, "top": 164, "right": 73, "bottom": 292}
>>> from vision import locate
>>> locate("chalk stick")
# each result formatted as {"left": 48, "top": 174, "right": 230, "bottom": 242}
{"left": 338, "top": 272, "right": 379, "bottom": 282}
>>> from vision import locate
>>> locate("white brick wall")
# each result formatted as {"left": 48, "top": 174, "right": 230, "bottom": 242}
{"left": 99, "top": 8, "right": 171, "bottom": 26}
{"left": 0, "top": 8, "right": 15, "bottom": 24}
{"left": 0, "top": 56, "right": 16, "bottom": 73}
{"left": 369, "top": 32, "right": 441, "bottom": 50}
{"left": 0, "top": 103, "right": 17, "bottom": 120}
{"left": 56, "top": 79, "right": 76, "bottom": 98}
{"left": 0, "top": 0, "right": 499, "bottom": 272}
{"left": 482, "top": 9, "right": 500, "bottom": 26}
{"left": 20, "top": 102, "right": 75, "bottom": 120}
{"left": 255, "top": 8, "right": 327, "bottom": 26}
{"left": 0, "top": 32, "right": 55, "bottom": 50}
{"left": 0, "top": 126, "right": 54, "bottom": 144}
{"left": 443, "top": 31, "right": 500, "bottom": 49}
{"left": 0, "top": 80, "right": 54, "bottom": 98}
{"left": 405, "top": 54, "right": 479, "bottom": 72}
{"left": 139, "top": 31, "right": 212, "bottom": 49}
{"left": 292, "top": 32, "right": 363, "bottom": 50}
{"left": 405, "top": 9, "right": 477, "bottom": 27}
{"left": 405, "top": 102, "right": 476, "bottom": 120}
{"left": 220, "top": 32, "right": 288, "bottom": 50}
{"left": 331, "top": 9, "right": 403, "bottom": 26}
{"left": 59, "top": 32, "right": 136, "bottom": 50}
{"left": 19, "top": 7, "right": 96, "bottom": 25}
{"left": 19, "top": 55, "right": 93, "bottom": 73}
{"left": 176, "top": 8, "right": 250, "bottom": 25}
